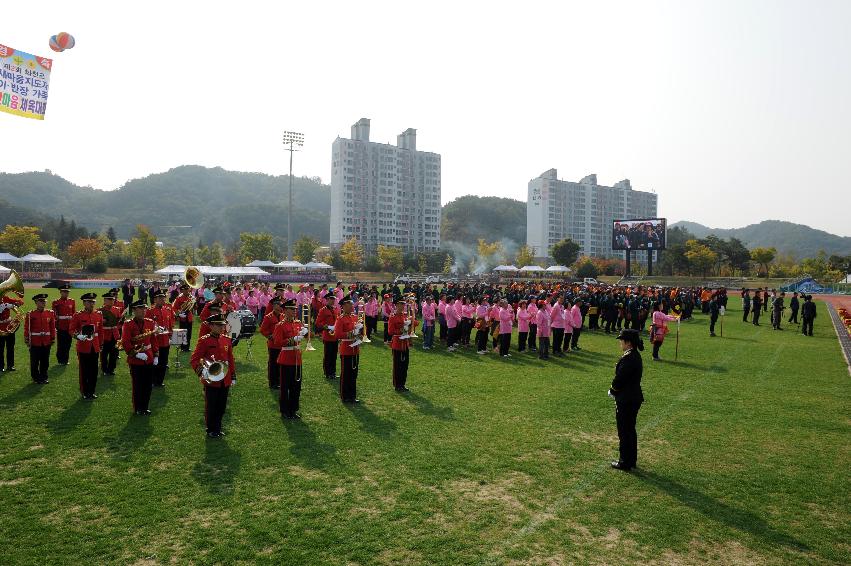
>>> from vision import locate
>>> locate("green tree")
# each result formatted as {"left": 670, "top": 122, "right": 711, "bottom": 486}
{"left": 293, "top": 236, "right": 320, "bottom": 264}
{"left": 550, "top": 238, "right": 580, "bottom": 266}
{"left": 377, "top": 245, "right": 404, "bottom": 272}
{"left": 105, "top": 226, "right": 117, "bottom": 243}
{"left": 0, "top": 225, "right": 44, "bottom": 257}
{"left": 129, "top": 224, "right": 159, "bottom": 271}
{"left": 339, "top": 237, "right": 364, "bottom": 271}
{"left": 724, "top": 237, "right": 752, "bottom": 276}
{"left": 685, "top": 240, "right": 718, "bottom": 278}
{"left": 66, "top": 238, "right": 103, "bottom": 269}
{"left": 574, "top": 257, "right": 600, "bottom": 278}
{"left": 477, "top": 239, "right": 502, "bottom": 269}
{"left": 515, "top": 244, "right": 536, "bottom": 267}
{"left": 239, "top": 232, "right": 275, "bottom": 264}
{"left": 442, "top": 254, "right": 453, "bottom": 275}
{"left": 750, "top": 247, "right": 777, "bottom": 278}
{"left": 162, "top": 245, "right": 184, "bottom": 265}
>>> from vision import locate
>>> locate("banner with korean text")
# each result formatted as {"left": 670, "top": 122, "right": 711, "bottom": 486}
{"left": 0, "top": 43, "right": 52, "bottom": 120}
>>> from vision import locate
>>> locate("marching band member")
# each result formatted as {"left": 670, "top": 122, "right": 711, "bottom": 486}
{"left": 70, "top": 293, "right": 103, "bottom": 399}
{"left": 0, "top": 288, "right": 23, "bottom": 372}
{"left": 497, "top": 299, "right": 514, "bottom": 358}
{"left": 52, "top": 284, "right": 75, "bottom": 365}
{"left": 273, "top": 300, "right": 308, "bottom": 419}
{"left": 536, "top": 300, "right": 551, "bottom": 360}
{"left": 191, "top": 314, "right": 236, "bottom": 438}
{"left": 200, "top": 287, "right": 231, "bottom": 322}
{"left": 147, "top": 291, "right": 174, "bottom": 387}
{"left": 122, "top": 300, "right": 157, "bottom": 414}
{"left": 421, "top": 295, "right": 436, "bottom": 350}
{"left": 172, "top": 283, "right": 195, "bottom": 353}
{"left": 99, "top": 292, "right": 123, "bottom": 376}
{"left": 316, "top": 294, "right": 340, "bottom": 380}
{"left": 334, "top": 295, "right": 361, "bottom": 403}
{"left": 260, "top": 298, "right": 284, "bottom": 389}
{"left": 24, "top": 293, "right": 55, "bottom": 383}
{"left": 389, "top": 297, "right": 413, "bottom": 392}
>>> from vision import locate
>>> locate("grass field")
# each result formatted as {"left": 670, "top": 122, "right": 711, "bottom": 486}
{"left": 0, "top": 289, "right": 849, "bottom": 565}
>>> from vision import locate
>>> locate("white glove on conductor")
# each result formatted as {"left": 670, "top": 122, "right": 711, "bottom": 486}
{"left": 135, "top": 353, "right": 148, "bottom": 361}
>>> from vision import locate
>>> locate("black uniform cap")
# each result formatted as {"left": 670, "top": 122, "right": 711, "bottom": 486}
{"left": 32, "top": 293, "right": 48, "bottom": 301}
{"left": 81, "top": 292, "right": 97, "bottom": 301}
{"left": 131, "top": 299, "right": 147, "bottom": 309}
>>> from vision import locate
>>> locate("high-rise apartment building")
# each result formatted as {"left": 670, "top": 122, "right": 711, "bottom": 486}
{"left": 330, "top": 118, "right": 441, "bottom": 254}
{"left": 527, "top": 169, "right": 658, "bottom": 260}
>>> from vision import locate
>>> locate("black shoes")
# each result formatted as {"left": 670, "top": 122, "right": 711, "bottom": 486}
{"left": 395, "top": 387, "right": 410, "bottom": 392}
{"left": 611, "top": 461, "right": 633, "bottom": 471}
{"left": 206, "top": 431, "right": 223, "bottom": 438}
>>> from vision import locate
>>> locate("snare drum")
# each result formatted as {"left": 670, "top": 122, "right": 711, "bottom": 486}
{"left": 170, "top": 328, "right": 188, "bottom": 346}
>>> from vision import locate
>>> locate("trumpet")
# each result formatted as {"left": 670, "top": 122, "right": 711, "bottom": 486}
{"left": 299, "top": 305, "right": 316, "bottom": 351}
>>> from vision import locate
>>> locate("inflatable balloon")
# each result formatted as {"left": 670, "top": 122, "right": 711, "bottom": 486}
{"left": 48, "top": 32, "right": 75, "bottom": 52}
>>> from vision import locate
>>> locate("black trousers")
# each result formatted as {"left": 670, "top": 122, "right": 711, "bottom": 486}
{"left": 279, "top": 364, "right": 302, "bottom": 416}
{"left": 130, "top": 364, "right": 153, "bottom": 411}
{"left": 78, "top": 351, "right": 99, "bottom": 396}
{"left": 154, "top": 345, "right": 170, "bottom": 386}
{"left": 447, "top": 326, "right": 458, "bottom": 348}
{"left": 563, "top": 332, "right": 572, "bottom": 351}
{"left": 499, "top": 333, "right": 511, "bottom": 356}
{"left": 571, "top": 327, "right": 581, "bottom": 349}
{"left": 742, "top": 306, "right": 750, "bottom": 322}
{"left": 752, "top": 309, "right": 761, "bottom": 325}
{"left": 528, "top": 324, "right": 537, "bottom": 349}
{"left": 392, "top": 348, "right": 409, "bottom": 389}
{"left": 323, "top": 340, "right": 338, "bottom": 378}
{"left": 178, "top": 319, "right": 193, "bottom": 352}
{"left": 616, "top": 400, "right": 642, "bottom": 467}
{"left": 204, "top": 385, "right": 229, "bottom": 434}
{"left": 788, "top": 309, "right": 799, "bottom": 323}
{"left": 589, "top": 314, "right": 599, "bottom": 329}
{"left": 605, "top": 317, "right": 616, "bottom": 333}
{"left": 0, "top": 333, "right": 15, "bottom": 370}
{"left": 438, "top": 315, "right": 447, "bottom": 341}
{"left": 491, "top": 323, "right": 499, "bottom": 349}
{"left": 475, "top": 328, "right": 488, "bottom": 351}
{"left": 802, "top": 316, "right": 814, "bottom": 336}
{"left": 538, "top": 336, "right": 550, "bottom": 359}
{"left": 710, "top": 316, "right": 718, "bottom": 334}
{"left": 552, "top": 328, "right": 564, "bottom": 354}
{"left": 652, "top": 341, "right": 662, "bottom": 359}
{"left": 461, "top": 319, "right": 472, "bottom": 344}
{"left": 100, "top": 339, "right": 118, "bottom": 375}
{"left": 340, "top": 355, "right": 358, "bottom": 401}
{"left": 56, "top": 329, "right": 72, "bottom": 364}
{"left": 29, "top": 345, "right": 50, "bottom": 382}
{"left": 383, "top": 318, "right": 391, "bottom": 342}
{"left": 518, "top": 331, "right": 528, "bottom": 351}
{"left": 267, "top": 347, "right": 281, "bottom": 387}
{"left": 366, "top": 316, "right": 378, "bottom": 338}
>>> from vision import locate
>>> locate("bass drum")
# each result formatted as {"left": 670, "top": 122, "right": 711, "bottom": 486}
{"left": 228, "top": 309, "right": 257, "bottom": 346}
{"left": 226, "top": 311, "right": 242, "bottom": 345}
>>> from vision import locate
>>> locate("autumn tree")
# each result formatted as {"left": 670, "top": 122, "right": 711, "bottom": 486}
{"left": 67, "top": 238, "right": 104, "bottom": 269}
{"left": 239, "top": 232, "right": 275, "bottom": 264}
{"left": 477, "top": 238, "right": 503, "bottom": 269}
{"left": 515, "top": 244, "right": 536, "bottom": 268}
{"left": 685, "top": 240, "right": 718, "bottom": 278}
{"left": 377, "top": 245, "right": 404, "bottom": 272}
{"left": 339, "top": 237, "right": 364, "bottom": 271}
{"left": 129, "top": 225, "right": 159, "bottom": 271}
{"left": 293, "top": 236, "right": 320, "bottom": 264}
{"left": 0, "top": 225, "right": 44, "bottom": 258}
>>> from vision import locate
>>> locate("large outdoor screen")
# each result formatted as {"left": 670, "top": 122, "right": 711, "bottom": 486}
{"left": 612, "top": 218, "right": 667, "bottom": 250}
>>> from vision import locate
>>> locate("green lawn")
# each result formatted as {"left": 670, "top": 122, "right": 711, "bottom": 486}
{"left": 0, "top": 289, "right": 848, "bottom": 565}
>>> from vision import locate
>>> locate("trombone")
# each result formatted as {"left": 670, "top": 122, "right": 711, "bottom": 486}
{"left": 299, "top": 304, "right": 316, "bottom": 351}
{"left": 358, "top": 300, "right": 371, "bottom": 343}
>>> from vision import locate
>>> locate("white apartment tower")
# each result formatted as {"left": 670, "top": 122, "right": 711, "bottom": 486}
{"left": 527, "top": 169, "right": 658, "bottom": 260}
{"left": 330, "top": 118, "right": 442, "bottom": 254}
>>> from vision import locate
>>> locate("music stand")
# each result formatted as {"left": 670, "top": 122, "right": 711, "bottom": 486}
{"left": 244, "top": 334, "right": 255, "bottom": 362}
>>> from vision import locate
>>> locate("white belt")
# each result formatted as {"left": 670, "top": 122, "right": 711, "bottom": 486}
{"left": 30, "top": 332, "right": 49, "bottom": 336}
{"left": 139, "top": 344, "right": 152, "bottom": 351}
{"left": 103, "top": 326, "right": 117, "bottom": 330}
{"left": 281, "top": 346, "right": 299, "bottom": 351}
{"left": 341, "top": 338, "right": 357, "bottom": 342}
{"left": 58, "top": 316, "right": 72, "bottom": 320}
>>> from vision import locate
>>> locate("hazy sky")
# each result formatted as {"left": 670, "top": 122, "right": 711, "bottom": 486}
{"left": 2, "top": 1, "right": 850, "bottom": 236}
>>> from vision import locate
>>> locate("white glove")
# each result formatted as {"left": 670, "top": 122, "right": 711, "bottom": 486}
{"left": 299, "top": 327, "right": 308, "bottom": 336}
{"left": 76, "top": 334, "right": 87, "bottom": 340}
{"left": 607, "top": 389, "right": 615, "bottom": 399}
{"left": 154, "top": 357, "right": 159, "bottom": 365}
{"left": 404, "top": 320, "right": 411, "bottom": 329}
{"left": 0, "top": 303, "right": 11, "bottom": 313}
{"left": 135, "top": 352, "right": 148, "bottom": 361}
{"left": 179, "top": 312, "right": 187, "bottom": 318}
{"left": 354, "top": 323, "right": 363, "bottom": 332}
{"left": 293, "top": 335, "right": 303, "bottom": 343}
{"left": 327, "top": 325, "right": 335, "bottom": 331}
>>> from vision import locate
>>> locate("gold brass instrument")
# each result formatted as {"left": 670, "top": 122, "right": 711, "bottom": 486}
{"left": 358, "top": 301, "right": 371, "bottom": 343}
{"left": 124, "top": 328, "right": 157, "bottom": 354}
{"left": 299, "top": 305, "right": 315, "bottom": 351}
{"left": 174, "top": 266, "right": 203, "bottom": 314}
{"left": 0, "top": 269, "right": 25, "bottom": 336}
{"left": 406, "top": 295, "right": 418, "bottom": 339}
{"left": 201, "top": 357, "right": 228, "bottom": 383}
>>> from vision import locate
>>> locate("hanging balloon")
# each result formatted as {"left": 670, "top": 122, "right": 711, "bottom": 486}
{"left": 48, "top": 32, "right": 75, "bottom": 52}
{"left": 49, "top": 35, "right": 62, "bottom": 52}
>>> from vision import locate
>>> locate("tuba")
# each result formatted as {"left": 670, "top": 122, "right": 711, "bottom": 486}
{"left": 201, "top": 357, "right": 228, "bottom": 382}
{"left": 175, "top": 266, "right": 203, "bottom": 314}
{"left": 0, "top": 269, "right": 25, "bottom": 336}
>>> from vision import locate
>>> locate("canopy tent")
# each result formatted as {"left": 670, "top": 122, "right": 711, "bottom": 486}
{"left": 277, "top": 260, "right": 305, "bottom": 270}
{"left": 304, "top": 261, "right": 333, "bottom": 270}
{"left": 545, "top": 265, "right": 571, "bottom": 272}
{"left": 245, "top": 260, "right": 279, "bottom": 268}
{"left": 155, "top": 265, "right": 269, "bottom": 277}
{"left": 20, "top": 254, "right": 62, "bottom": 263}
{"left": 493, "top": 265, "right": 519, "bottom": 272}
{"left": 0, "top": 265, "right": 10, "bottom": 274}
{"left": 0, "top": 252, "right": 20, "bottom": 262}
{"left": 519, "top": 265, "right": 545, "bottom": 272}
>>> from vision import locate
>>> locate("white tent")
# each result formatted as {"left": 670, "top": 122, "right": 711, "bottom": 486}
{"left": 304, "top": 261, "right": 333, "bottom": 270}
{"left": 493, "top": 265, "right": 519, "bottom": 272}
{"left": 0, "top": 265, "right": 10, "bottom": 274}
{"left": 0, "top": 252, "right": 20, "bottom": 262}
{"left": 519, "top": 265, "right": 545, "bottom": 272}
{"left": 842, "top": 273, "right": 851, "bottom": 284}
{"left": 546, "top": 265, "right": 571, "bottom": 272}
{"left": 21, "top": 254, "right": 62, "bottom": 263}
{"left": 277, "top": 260, "right": 305, "bottom": 270}
{"left": 155, "top": 265, "right": 269, "bottom": 277}
{"left": 245, "top": 260, "right": 279, "bottom": 267}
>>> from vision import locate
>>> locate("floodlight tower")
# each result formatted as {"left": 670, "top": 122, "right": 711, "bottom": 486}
{"left": 282, "top": 131, "right": 304, "bottom": 261}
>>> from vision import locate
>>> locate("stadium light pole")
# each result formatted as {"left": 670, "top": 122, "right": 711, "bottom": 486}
{"left": 282, "top": 131, "right": 304, "bottom": 261}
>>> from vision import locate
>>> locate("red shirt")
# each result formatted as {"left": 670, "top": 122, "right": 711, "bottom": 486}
{"left": 99, "top": 305, "right": 124, "bottom": 341}
{"left": 0, "top": 296, "right": 23, "bottom": 334}
{"left": 334, "top": 313, "right": 360, "bottom": 356}
{"left": 51, "top": 297, "right": 75, "bottom": 331}
{"left": 260, "top": 310, "right": 283, "bottom": 347}
{"left": 191, "top": 333, "right": 236, "bottom": 388}
{"left": 316, "top": 305, "right": 340, "bottom": 342}
{"left": 121, "top": 318, "right": 156, "bottom": 365}
{"left": 24, "top": 309, "right": 56, "bottom": 347}
{"left": 172, "top": 294, "right": 194, "bottom": 323}
{"left": 70, "top": 310, "right": 103, "bottom": 354}
{"left": 273, "top": 319, "right": 304, "bottom": 366}
{"left": 146, "top": 304, "right": 175, "bottom": 348}
{"left": 389, "top": 313, "right": 412, "bottom": 351}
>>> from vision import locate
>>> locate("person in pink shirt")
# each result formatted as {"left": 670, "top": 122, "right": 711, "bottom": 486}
{"left": 563, "top": 299, "right": 574, "bottom": 353}
{"left": 474, "top": 297, "right": 490, "bottom": 354}
{"left": 516, "top": 300, "right": 530, "bottom": 352}
{"left": 488, "top": 302, "right": 501, "bottom": 351}
{"left": 420, "top": 295, "right": 436, "bottom": 349}
{"left": 527, "top": 300, "right": 539, "bottom": 352}
{"left": 381, "top": 294, "right": 394, "bottom": 343}
{"left": 445, "top": 298, "right": 462, "bottom": 352}
{"left": 550, "top": 296, "right": 565, "bottom": 357}
{"left": 569, "top": 300, "right": 584, "bottom": 350}
{"left": 245, "top": 290, "right": 260, "bottom": 317}
{"left": 497, "top": 299, "right": 514, "bottom": 358}
{"left": 460, "top": 297, "right": 474, "bottom": 347}
{"left": 536, "top": 300, "right": 551, "bottom": 359}
{"left": 650, "top": 302, "right": 679, "bottom": 360}
{"left": 364, "top": 292, "right": 379, "bottom": 340}
{"left": 437, "top": 295, "right": 448, "bottom": 343}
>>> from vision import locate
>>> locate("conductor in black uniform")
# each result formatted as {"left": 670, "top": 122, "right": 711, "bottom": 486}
{"left": 609, "top": 329, "right": 644, "bottom": 471}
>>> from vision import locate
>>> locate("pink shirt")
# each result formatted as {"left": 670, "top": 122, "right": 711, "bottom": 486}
{"left": 527, "top": 303, "right": 538, "bottom": 320}
{"left": 445, "top": 304, "right": 461, "bottom": 328}
{"left": 570, "top": 305, "right": 582, "bottom": 328}
{"left": 475, "top": 304, "right": 489, "bottom": 319}
{"left": 438, "top": 300, "right": 447, "bottom": 316}
{"left": 498, "top": 306, "right": 514, "bottom": 334}
{"left": 517, "top": 308, "right": 531, "bottom": 332}
{"left": 258, "top": 293, "right": 270, "bottom": 308}
{"left": 462, "top": 304, "right": 475, "bottom": 318}
{"left": 550, "top": 303, "right": 564, "bottom": 329}
{"left": 421, "top": 302, "right": 436, "bottom": 323}
{"left": 488, "top": 306, "right": 500, "bottom": 321}
{"left": 652, "top": 310, "right": 678, "bottom": 329}
{"left": 536, "top": 309, "right": 551, "bottom": 337}
{"left": 364, "top": 299, "right": 378, "bottom": 317}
